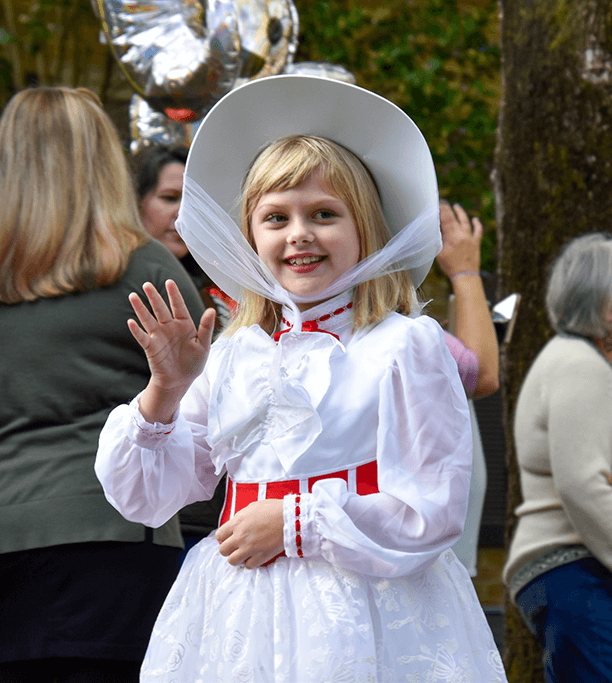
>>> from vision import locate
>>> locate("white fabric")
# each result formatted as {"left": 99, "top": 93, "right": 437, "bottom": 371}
{"left": 176, "top": 175, "right": 441, "bottom": 328}
{"left": 452, "top": 401, "right": 488, "bottom": 577}
{"left": 95, "top": 298, "right": 507, "bottom": 682}
{"left": 143, "top": 544, "right": 505, "bottom": 682}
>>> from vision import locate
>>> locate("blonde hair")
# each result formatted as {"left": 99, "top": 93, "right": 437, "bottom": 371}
{"left": 0, "top": 86, "right": 148, "bottom": 304}
{"left": 226, "top": 135, "right": 415, "bottom": 335}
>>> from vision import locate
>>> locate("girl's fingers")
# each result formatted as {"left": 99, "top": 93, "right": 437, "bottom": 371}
{"left": 218, "top": 536, "right": 244, "bottom": 564}
{"left": 165, "top": 279, "right": 191, "bottom": 321}
{"left": 142, "top": 281, "right": 173, "bottom": 324}
{"left": 128, "top": 292, "right": 159, "bottom": 334}
{"left": 129, "top": 281, "right": 195, "bottom": 334}
{"left": 127, "top": 318, "right": 149, "bottom": 348}
{"left": 216, "top": 522, "right": 249, "bottom": 564}
{"left": 198, "top": 308, "right": 217, "bottom": 347}
{"left": 228, "top": 550, "right": 249, "bottom": 567}
{"left": 215, "top": 523, "right": 231, "bottom": 543}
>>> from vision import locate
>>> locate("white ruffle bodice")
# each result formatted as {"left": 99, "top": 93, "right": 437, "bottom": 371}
{"left": 94, "top": 298, "right": 509, "bottom": 683}
{"left": 206, "top": 324, "right": 342, "bottom": 476}
{"left": 96, "top": 296, "right": 473, "bottom": 579}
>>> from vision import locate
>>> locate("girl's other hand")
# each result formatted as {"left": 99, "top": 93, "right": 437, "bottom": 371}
{"left": 215, "top": 499, "right": 285, "bottom": 569}
{"left": 128, "top": 279, "right": 216, "bottom": 423}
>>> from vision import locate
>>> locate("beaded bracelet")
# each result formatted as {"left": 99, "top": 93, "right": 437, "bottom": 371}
{"left": 450, "top": 270, "right": 479, "bottom": 282}
{"left": 295, "top": 495, "right": 304, "bottom": 558}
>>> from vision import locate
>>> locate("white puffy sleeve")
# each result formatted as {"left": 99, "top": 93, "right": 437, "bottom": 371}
{"left": 283, "top": 316, "right": 473, "bottom": 578}
{"left": 95, "top": 372, "right": 222, "bottom": 528}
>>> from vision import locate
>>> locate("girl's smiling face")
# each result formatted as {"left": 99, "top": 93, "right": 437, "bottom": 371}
{"left": 250, "top": 170, "right": 361, "bottom": 311}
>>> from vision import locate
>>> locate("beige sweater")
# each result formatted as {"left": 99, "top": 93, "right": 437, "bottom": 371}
{"left": 503, "top": 334, "right": 612, "bottom": 589}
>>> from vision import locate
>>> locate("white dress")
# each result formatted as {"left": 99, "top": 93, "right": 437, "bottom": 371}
{"left": 96, "top": 292, "right": 507, "bottom": 683}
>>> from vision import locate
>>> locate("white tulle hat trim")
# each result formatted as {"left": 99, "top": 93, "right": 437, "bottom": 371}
{"left": 176, "top": 75, "right": 441, "bottom": 318}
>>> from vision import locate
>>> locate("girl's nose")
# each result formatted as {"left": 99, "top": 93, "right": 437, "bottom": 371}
{"left": 287, "top": 217, "right": 314, "bottom": 244}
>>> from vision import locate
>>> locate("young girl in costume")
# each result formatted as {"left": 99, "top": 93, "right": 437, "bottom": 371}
{"left": 96, "top": 75, "right": 507, "bottom": 682}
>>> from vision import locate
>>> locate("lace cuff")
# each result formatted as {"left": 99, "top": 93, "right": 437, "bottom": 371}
{"left": 283, "top": 493, "right": 321, "bottom": 558}
{"left": 126, "top": 395, "right": 180, "bottom": 450}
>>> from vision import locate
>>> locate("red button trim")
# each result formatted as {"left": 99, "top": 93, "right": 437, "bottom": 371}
{"left": 295, "top": 495, "right": 304, "bottom": 558}
{"left": 273, "top": 302, "right": 353, "bottom": 343}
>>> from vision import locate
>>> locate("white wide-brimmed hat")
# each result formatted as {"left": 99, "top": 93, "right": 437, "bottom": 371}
{"left": 178, "top": 74, "right": 440, "bottom": 305}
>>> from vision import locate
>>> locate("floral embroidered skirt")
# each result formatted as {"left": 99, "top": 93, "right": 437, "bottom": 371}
{"left": 141, "top": 538, "right": 507, "bottom": 683}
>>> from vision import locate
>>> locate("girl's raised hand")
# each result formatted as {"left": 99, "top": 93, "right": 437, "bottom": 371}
{"left": 128, "top": 280, "right": 216, "bottom": 423}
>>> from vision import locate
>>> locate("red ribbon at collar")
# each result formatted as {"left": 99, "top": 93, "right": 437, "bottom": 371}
{"left": 273, "top": 320, "right": 340, "bottom": 343}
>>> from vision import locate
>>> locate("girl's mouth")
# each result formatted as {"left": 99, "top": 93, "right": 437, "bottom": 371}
{"left": 285, "top": 255, "right": 325, "bottom": 266}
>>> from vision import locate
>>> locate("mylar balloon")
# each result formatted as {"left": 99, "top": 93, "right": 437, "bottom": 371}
{"left": 232, "top": 0, "right": 299, "bottom": 88}
{"left": 129, "top": 94, "right": 198, "bottom": 153}
{"left": 97, "top": 0, "right": 242, "bottom": 121}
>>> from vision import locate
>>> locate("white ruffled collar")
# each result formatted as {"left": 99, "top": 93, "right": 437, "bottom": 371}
{"left": 207, "top": 322, "right": 345, "bottom": 474}
{"left": 278, "top": 290, "right": 354, "bottom": 346}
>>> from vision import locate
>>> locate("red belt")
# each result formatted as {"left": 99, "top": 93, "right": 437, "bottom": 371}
{"left": 219, "top": 460, "right": 379, "bottom": 527}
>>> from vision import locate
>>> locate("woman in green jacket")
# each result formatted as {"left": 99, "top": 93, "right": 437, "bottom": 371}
{"left": 0, "top": 87, "right": 206, "bottom": 683}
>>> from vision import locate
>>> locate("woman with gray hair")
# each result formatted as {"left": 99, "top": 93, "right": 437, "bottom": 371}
{"left": 503, "top": 232, "right": 612, "bottom": 683}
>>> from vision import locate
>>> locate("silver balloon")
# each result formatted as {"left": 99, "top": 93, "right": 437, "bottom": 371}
{"left": 232, "top": 0, "right": 299, "bottom": 88}
{"left": 129, "top": 94, "right": 198, "bottom": 153}
{"left": 283, "top": 61, "right": 357, "bottom": 85}
{"left": 97, "top": 0, "right": 242, "bottom": 121}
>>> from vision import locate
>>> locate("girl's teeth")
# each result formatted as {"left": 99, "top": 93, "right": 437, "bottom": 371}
{"left": 289, "top": 256, "right": 321, "bottom": 265}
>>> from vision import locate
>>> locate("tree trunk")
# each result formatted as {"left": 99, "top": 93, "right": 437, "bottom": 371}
{"left": 496, "top": 0, "right": 612, "bottom": 680}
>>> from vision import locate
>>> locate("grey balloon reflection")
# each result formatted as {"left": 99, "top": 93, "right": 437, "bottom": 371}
{"left": 129, "top": 94, "right": 199, "bottom": 153}
{"left": 97, "top": 0, "right": 242, "bottom": 122}
{"left": 231, "top": 0, "right": 299, "bottom": 89}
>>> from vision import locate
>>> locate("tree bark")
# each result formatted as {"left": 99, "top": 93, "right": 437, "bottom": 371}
{"left": 496, "top": 0, "right": 612, "bottom": 680}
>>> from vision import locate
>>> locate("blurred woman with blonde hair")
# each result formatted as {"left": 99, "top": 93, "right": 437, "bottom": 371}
{"left": 0, "top": 87, "right": 206, "bottom": 683}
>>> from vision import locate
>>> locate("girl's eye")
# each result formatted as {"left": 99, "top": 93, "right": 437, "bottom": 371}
{"left": 161, "top": 195, "right": 181, "bottom": 203}
{"left": 314, "top": 209, "right": 336, "bottom": 220}
{"left": 265, "top": 213, "right": 287, "bottom": 224}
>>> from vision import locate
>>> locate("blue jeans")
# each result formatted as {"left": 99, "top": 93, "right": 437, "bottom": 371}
{"left": 516, "top": 558, "right": 612, "bottom": 683}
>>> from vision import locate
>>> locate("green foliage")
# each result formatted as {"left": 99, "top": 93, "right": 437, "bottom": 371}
{"left": 294, "top": 0, "right": 501, "bottom": 271}
{"left": 0, "top": 0, "right": 501, "bottom": 269}
{"left": 0, "top": 0, "right": 106, "bottom": 107}
{"left": 0, "top": 22, "right": 13, "bottom": 96}
{"left": 5, "top": 0, "right": 95, "bottom": 57}
{"left": 16, "top": 0, "right": 59, "bottom": 56}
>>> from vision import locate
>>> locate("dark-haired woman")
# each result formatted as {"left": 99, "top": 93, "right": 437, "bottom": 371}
{"left": 131, "top": 144, "right": 230, "bottom": 557}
